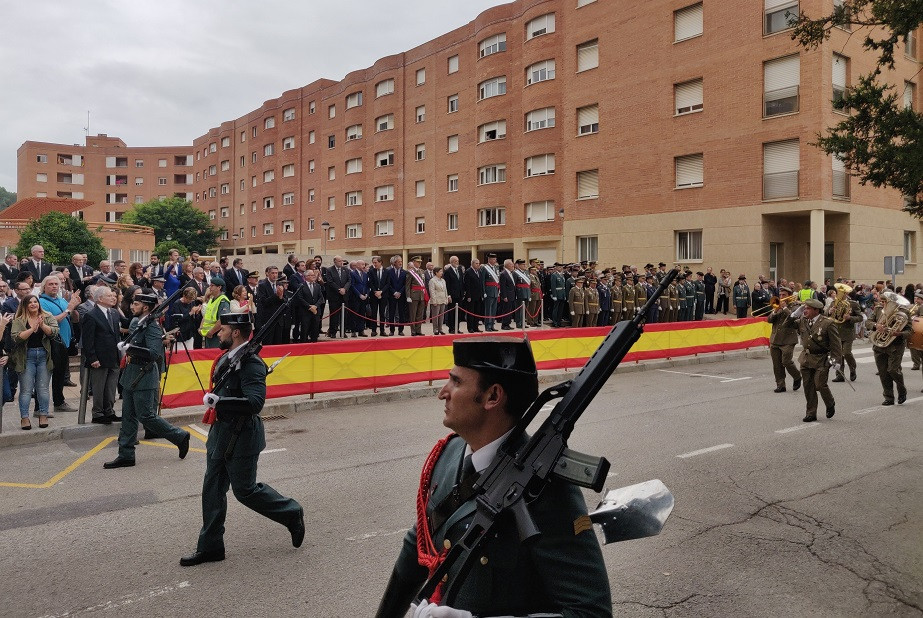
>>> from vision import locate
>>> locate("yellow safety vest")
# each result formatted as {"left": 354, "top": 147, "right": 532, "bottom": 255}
{"left": 199, "top": 294, "right": 229, "bottom": 337}
{"left": 798, "top": 288, "right": 814, "bottom": 302}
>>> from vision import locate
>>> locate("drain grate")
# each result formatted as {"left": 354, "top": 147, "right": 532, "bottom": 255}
{"left": 261, "top": 414, "right": 288, "bottom": 421}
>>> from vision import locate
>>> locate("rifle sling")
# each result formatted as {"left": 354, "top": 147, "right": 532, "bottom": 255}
{"left": 428, "top": 470, "right": 480, "bottom": 534}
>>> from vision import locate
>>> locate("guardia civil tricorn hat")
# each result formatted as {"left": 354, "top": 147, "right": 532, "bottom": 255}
{"left": 220, "top": 313, "right": 252, "bottom": 326}
{"left": 453, "top": 336, "right": 537, "bottom": 379}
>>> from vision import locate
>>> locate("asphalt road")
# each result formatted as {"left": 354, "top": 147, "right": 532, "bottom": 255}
{"left": 0, "top": 345, "right": 921, "bottom": 617}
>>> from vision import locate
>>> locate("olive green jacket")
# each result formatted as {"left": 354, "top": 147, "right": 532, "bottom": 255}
{"left": 10, "top": 314, "right": 59, "bottom": 373}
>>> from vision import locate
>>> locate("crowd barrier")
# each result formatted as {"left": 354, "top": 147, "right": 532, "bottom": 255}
{"left": 159, "top": 318, "right": 770, "bottom": 409}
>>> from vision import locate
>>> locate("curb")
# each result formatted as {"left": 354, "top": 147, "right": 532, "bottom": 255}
{"left": 0, "top": 347, "right": 769, "bottom": 449}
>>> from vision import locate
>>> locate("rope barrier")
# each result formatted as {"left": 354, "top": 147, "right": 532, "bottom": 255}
{"left": 341, "top": 304, "right": 453, "bottom": 327}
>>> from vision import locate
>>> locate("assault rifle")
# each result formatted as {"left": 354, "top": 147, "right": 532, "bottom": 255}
{"left": 414, "top": 268, "right": 680, "bottom": 606}
{"left": 121, "top": 280, "right": 194, "bottom": 344}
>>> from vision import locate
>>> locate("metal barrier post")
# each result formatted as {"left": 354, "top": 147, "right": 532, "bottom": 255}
{"left": 539, "top": 299, "right": 545, "bottom": 328}
{"left": 521, "top": 303, "right": 527, "bottom": 331}
{"left": 340, "top": 305, "right": 346, "bottom": 337}
{"left": 77, "top": 364, "right": 89, "bottom": 425}
{"left": 454, "top": 304, "right": 459, "bottom": 334}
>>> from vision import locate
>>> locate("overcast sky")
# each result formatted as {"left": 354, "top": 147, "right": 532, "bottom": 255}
{"left": 0, "top": 0, "right": 506, "bottom": 193}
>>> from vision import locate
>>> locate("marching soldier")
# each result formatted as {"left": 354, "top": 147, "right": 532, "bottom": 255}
{"left": 865, "top": 294, "right": 912, "bottom": 406}
{"left": 831, "top": 295, "right": 863, "bottom": 383}
{"left": 585, "top": 278, "right": 600, "bottom": 327}
{"left": 103, "top": 293, "right": 191, "bottom": 469}
{"left": 767, "top": 288, "right": 801, "bottom": 393}
{"left": 786, "top": 299, "right": 842, "bottom": 422}
{"left": 180, "top": 313, "right": 304, "bottom": 566}
{"left": 376, "top": 337, "right": 611, "bottom": 616}
{"left": 568, "top": 276, "right": 588, "bottom": 328}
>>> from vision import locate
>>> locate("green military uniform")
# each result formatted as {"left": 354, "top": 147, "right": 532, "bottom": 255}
{"left": 195, "top": 342, "right": 303, "bottom": 555}
{"left": 787, "top": 307, "right": 842, "bottom": 421}
{"left": 831, "top": 299, "right": 862, "bottom": 382}
{"left": 767, "top": 305, "right": 801, "bottom": 391}
{"left": 676, "top": 277, "right": 687, "bottom": 321}
{"left": 683, "top": 279, "right": 696, "bottom": 321}
{"left": 693, "top": 277, "right": 706, "bottom": 320}
{"left": 585, "top": 284, "right": 600, "bottom": 327}
{"left": 116, "top": 316, "right": 190, "bottom": 462}
{"left": 528, "top": 271, "right": 542, "bottom": 327}
{"left": 622, "top": 281, "right": 635, "bottom": 321}
{"left": 633, "top": 279, "right": 647, "bottom": 314}
{"left": 610, "top": 281, "right": 623, "bottom": 322}
{"left": 866, "top": 304, "right": 911, "bottom": 405}
{"left": 667, "top": 281, "right": 680, "bottom": 322}
{"left": 568, "top": 282, "right": 588, "bottom": 328}
{"left": 659, "top": 281, "right": 672, "bottom": 322}
{"left": 549, "top": 270, "right": 567, "bottom": 327}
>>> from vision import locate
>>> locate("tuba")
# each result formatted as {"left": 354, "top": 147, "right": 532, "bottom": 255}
{"left": 871, "top": 291, "right": 911, "bottom": 347}
{"left": 829, "top": 283, "right": 854, "bottom": 323}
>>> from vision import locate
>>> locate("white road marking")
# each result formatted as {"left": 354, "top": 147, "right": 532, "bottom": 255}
{"left": 775, "top": 423, "right": 821, "bottom": 434}
{"left": 262, "top": 448, "right": 287, "bottom": 454}
{"left": 657, "top": 370, "right": 751, "bottom": 383}
{"left": 853, "top": 394, "right": 923, "bottom": 415}
{"left": 188, "top": 423, "right": 209, "bottom": 437}
{"left": 346, "top": 527, "right": 410, "bottom": 542}
{"left": 676, "top": 443, "right": 734, "bottom": 459}
{"left": 39, "top": 581, "right": 191, "bottom": 617}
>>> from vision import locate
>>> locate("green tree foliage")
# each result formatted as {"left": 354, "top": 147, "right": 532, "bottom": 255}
{"left": 0, "top": 186, "right": 16, "bottom": 211}
{"left": 120, "top": 197, "right": 222, "bottom": 254}
{"left": 153, "top": 240, "right": 190, "bottom": 262}
{"left": 791, "top": 0, "right": 923, "bottom": 214}
{"left": 13, "top": 211, "right": 107, "bottom": 267}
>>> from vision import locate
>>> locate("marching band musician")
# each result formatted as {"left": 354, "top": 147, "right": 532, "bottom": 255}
{"left": 865, "top": 292, "right": 912, "bottom": 406}
{"left": 829, "top": 284, "right": 862, "bottom": 383}
{"left": 785, "top": 298, "right": 842, "bottom": 422}
{"left": 767, "top": 287, "right": 802, "bottom": 393}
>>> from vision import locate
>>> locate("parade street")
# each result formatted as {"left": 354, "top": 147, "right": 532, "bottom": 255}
{"left": 0, "top": 347, "right": 921, "bottom": 617}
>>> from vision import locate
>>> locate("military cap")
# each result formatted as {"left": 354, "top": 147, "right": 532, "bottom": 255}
{"left": 453, "top": 336, "right": 537, "bottom": 380}
{"left": 576, "top": 276, "right": 586, "bottom": 282}
{"left": 410, "top": 255, "right": 422, "bottom": 262}
{"left": 134, "top": 292, "right": 158, "bottom": 306}
{"left": 644, "top": 263, "right": 654, "bottom": 269}
{"left": 151, "top": 275, "right": 166, "bottom": 282}
{"left": 247, "top": 272, "right": 259, "bottom": 279}
{"left": 677, "top": 273, "right": 686, "bottom": 280}
{"left": 515, "top": 258, "right": 526, "bottom": 265}
{"left": 220, "top": 312, "right": 252, "bottom": 326}
{"left": 658, "top": 262, "right": 666, "bottom": 267}
{"left": 915, "top": 290, "right": 923, "bottom": 299}
{"left": 804, "top": 298, "right": 824, "bottom": 310}
{"left": 696, "top": 271, "right": 704, "bottom": 276}
{"left": 486, "top": 253, "right": 497, "bottom": 259}
{"left": 738, "top": 275, "right": 747, "bottom": 280}
{"left": 588, "top": 278, "right": 597, "bottom": 284}
{"left": 99, "top": 273, "right": 118, "bottom": 285}
{"left": 277, "top": 274, "right": 288, "bottom": 283}
{"left": 779, "top": 285, "right": 793, "bottom": 294}
{"left": 209, "top": 276, "right": 225, "bottom": 287}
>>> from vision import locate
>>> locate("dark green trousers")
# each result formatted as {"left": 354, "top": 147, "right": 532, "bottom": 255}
{"left": 117, "top": 388, "right": 188, "bottom": 460}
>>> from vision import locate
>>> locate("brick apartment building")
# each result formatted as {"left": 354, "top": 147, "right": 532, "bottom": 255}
{"left": 16, "top": 0, "right": 923, "bottom": 283}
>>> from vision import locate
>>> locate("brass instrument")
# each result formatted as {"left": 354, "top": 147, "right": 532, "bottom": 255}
{"left": 828, "top": 282, "right": 854, "bottom": 323}
{"left": 752, "top": 294, "right": 798, "bottom": 317}
{"left": 870, "top": 291, "right": 911, "bottom": 347}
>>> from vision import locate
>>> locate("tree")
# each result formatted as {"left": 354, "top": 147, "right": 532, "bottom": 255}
{"left": 791, "top": 0, "right": 923, "bottom": 214}
{"left": 0, "top": 186, "right": 16, "bottom": 211}
{"left": 120, "top": 197, "right": 222, "bottom": 254}
{"left": 153, "top": 240, "right": 190, "bottom": 262}
{"left": 13, "top": 211, "right": 107, "bottom": 267}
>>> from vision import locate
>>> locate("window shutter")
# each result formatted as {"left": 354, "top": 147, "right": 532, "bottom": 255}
{"left": 674, "top": 3, "right": 703, "bottom": 41}
{"left": 577, "top": 170, "right": 599, "bottom": 198}
{"left": 904, "top": 82, "right": 915, "bottom": 109}
{"left": 764, "top": 55, "right": 800, "bottom": 99}
{"left": 577, "top": 104, "right": 599, "bottom": 126}
{"left": 763, "top": 139, "right": 800, "bottom": 199}
{"left": 675, "top": 79, "right": 703, "bottom": 112}
{"left": 577, "top": 40, "right": 599, "bottom": 71}
{"left": 676, "top": 154, "right": 704, "bottom": 187}
{"left": 765, "top": 0, "right": 794, "bottom": 9}
{"left": 832, "top": 55, "right": 847, "bottom": 89}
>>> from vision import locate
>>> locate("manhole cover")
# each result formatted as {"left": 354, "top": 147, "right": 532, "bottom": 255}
{"left": 261, "top": 414, "right": 288, "bottom": 421}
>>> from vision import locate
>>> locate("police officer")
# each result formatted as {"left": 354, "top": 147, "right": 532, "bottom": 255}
{"left": 376, "top": 337, "right": 611, "bottom": 617}
{"left": 180, "top": 313, "right": 304, "bottom": 566}
{"left": 103, "top": 293, "right": 191, "bottom": 469}
{"left": 787, "top": 298, "right": 842, "bottom": 422}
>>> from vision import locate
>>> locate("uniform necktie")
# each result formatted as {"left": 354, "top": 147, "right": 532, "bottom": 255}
{"left": 462, "top": 454, "right": 475, "bottom": 480}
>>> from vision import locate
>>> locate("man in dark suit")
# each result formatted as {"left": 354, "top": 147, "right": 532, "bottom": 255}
{"left": 0, "top": 253, "right": 20, "bottom": 286}
{"left": 386, "top": 256, "right": 407, "bottom": 336}
{"left": 463, "top": 258, "right": 485, "bottom": 333}
{"left": 282, "top": 254, "right": 298, "bottom": 280}
{"left": 67, "top": 254, "right": 95, "bottom": 293}
{"left": 23, "top": 245, "right": 53, "bottom": 282}
{"left": 498, "top": 259, "right": 516, "bottom": 330}
{"left": 443, "top": 255, "right": 464, "bottom": 334}
{"left": 367, "top": 256, "right": 391, "bottom": 336}
{"left": 81, "top": 286, "right": 122, "bottom": 424}
{"left": 144, "top": 254, "right": 165, "bottom": 279}
{"left": 293, "top": 268, "right": 325, "bottom": 342}
{"left": 287, "top": 261, "right": 307, "bottom": 341}
{"left": 348, "top": 260, "right": 370, "bottom": 337}
{"left": 324, "top": 256, "right": 351, "bottom": 338}
{"left": 255, "top": 266, "right": 286, "bottom": 345}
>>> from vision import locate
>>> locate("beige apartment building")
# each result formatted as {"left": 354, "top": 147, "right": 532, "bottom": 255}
{"left": 16, "top": 0, "right": 923, "bottom": 283}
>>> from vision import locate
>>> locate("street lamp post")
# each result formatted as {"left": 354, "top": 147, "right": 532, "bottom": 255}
{"left": 321, "top": 221, "right": 330, "bottom": 257}
{"left": 558, "top": 208, "right": 565, "bottom": 264}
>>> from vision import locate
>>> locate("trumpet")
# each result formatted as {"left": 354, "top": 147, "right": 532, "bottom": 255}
{"left": 752, "top": 294, "right": 798, "bottom": 317}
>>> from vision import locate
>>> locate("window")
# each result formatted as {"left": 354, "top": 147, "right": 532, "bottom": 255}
{"left": 479, "top": 76, "right": 507, "bottom": 100}
{"left": 282, "top": 136, "right": 295, "bottom": 150}
{"left": 832, "top": 54, "right": 848, "bottom": 108}
{"left": 240, "top": 179, "right": 245, "bottom": 190}
{"left": 240, "top": 131, "right": 246, "bottom": 143}
{"left": 447, "top": 174, "right": 458, "bottom": 192}
{"left": 221, "top": 183, "right": 230, "bottom": 194}
{"left": 209, "top": 142, "right": 217, "bottom": 153}
{"left": 577, "top": 169, "right": 599, "bottom": 198}
{"left": 415, "top": 144, "right": 426, "bottom": 161}
{"left": 416, "top": 180, "right": 426, "bottom": 197}
{"left": 264, "top": 143, "right": 275, "bottom": 156}
{"left": 416, "top": 68, "right": 426, "bottom": 85}
{"left": 415, "top": 217, "right": 426, "bottom": 233}
{"left": 250, "top": 152, "right": 257, "bottom": 165}
{"left": 264, "top": 197, "right": 275, "bottom": 209}
{"left": 309, "top": 160, "right": 315, "bottom": 173}
{"left": 308, "top": 218, "right": 315, "bottom": 231}
{"left": 478, "top": 207, "right": 506, "bottom": 227}
{"left": 906, "top": 31, "right": 918, "bottom": 58}
{"left": 308, "top": 189, "right": 315, "bottom": 202}
{"left": 221, "top": 136, "right": 231, "bottom": 148}
{"left": 283, "top": 163, "right": 295, "bottom": 177}
{"left": 376, "top": 150, "right": 395, "bottom": 167}
{"left": 240, "top": 204, "right": 245, "bottom": 214}
{"left": 763, "top": 138, "right": 800, "bottom": 200}
{"left": 764, "top": 55, "right": 800, "bottom": 117}
{"left": 346, "top": 190, "right": 363, "bottom": 206}
{"left": 674, "top": 3, "right": 703, "bottom": 41}
{"left": 252, "top": 176, "right": 257, "bottom": 187}
{"left": 525, "top": 107, "right": 556, "bottom": 131}
{"left": 328, "top": 196, "right": 336, "bottom": 210}
{"left": 448, "top": 55, "right": 459, "bottom": 73}
{"left": 283, "top": 108, "right": 296, "bottom": 121}
{"left": 264, "top": 117, "right": 275, "bottom": 129}
{"left": 209, "top": 164, "right": 218, "bottom": 175}
{"left": 134, "top": 159, "right": 144, "bottom": 168}
{"left": 158, "top": 177, "right": 167, "bottom": 185}
{"left": 904, "top": 231, "right": 916, "bottom": 262}
{"left": 675, "top": 79, "right": 704, "bottom": 114}
{"left": 36, "top": 173, "right": 47, "bottom": 182}
{"left": 309, "top": 130, "right": 315, "bottom": 144}
{"left": 447, "top": 213, "right": 459, "bottom": 231}
{"left": 577, "top": 104, "right": 599, "bottom": 135}
{"left": 525, "top": 154, "right": 555, "bottom": 177}
{"left": 329, "top": 104, "right": 336, "bottom": 119}
{"left": 447, "top": 135, "right": 459, "bottom": 153}
{"left": 478, "top": 164, "right": 506, "bottom": 185}
{"left": 251, "top": 226, "right": 257, "bottom": 237}
{"left": 832, "top": 154, "right": 850, "bottom": 199}
{"left": 376, "top": 219, "right": 394, "bottom": 236}
{"left": 346, "top": 124, "right": 363, "bottom": 141}
{"left": 526, "top": 13, "right": 555, "bottom": 40}
{"left": 346, "top": 91, "right": 363, "bottom": 109}
{"left": 221, "top": 159, "right": 230, "bottom": 171}
{"left": 376, "top": 185, "right": 394, "bottom": 201}
{"left": 346, "top": 224, "right": 362, "bottom": 239}
{"left": 309, "top": 101, "right": 316, "bottom": 114}
{"left": 479, "top": 33, "right": 507, "bottom": 57}
{"left": 577, "top": 0, "right": 596, "bottom": 7}
{"left": 676, "top": 230, "right": 703, "bottom": 261}
{"left": 376, "top": 114, "right": 394, "bottom": 131}
{"left": 263, "top": 170, "right": 275, "bottom": 182}
{"left": 526, "top": 60, "right": 556, "bottom": 85}
{"left": 675, "top": 154, "right": 704, "bottom": 188}
{"left": 577, "top": 39, "right": 599, "bottom": 72}
{"left": 36, "top": 154, "right": 47, "bottom": 163}
{"left": 346, "top": 158, "right": 363, "bottom": 174}
{"left": 448, "top": 94, "right": 459, "bottom": 113}
{"left": 221, "top": 206, "right": 230, "bottom": 217}
{"left": 158, "top": 159, "right": 167, "bottom": 167}
{"left": 578, "top": 236, "right": 598, "bottom": 262}
{"left": 135, "top": 177, "right": 143, "bottom": 185}
{"left": 328, "top": 135, "right": 336, "bottom": 149}
{"left": 904, "top": 81, "right": 916, "bottom": 110}
{"left": 765, "top": 0, "right": 798, "bottom": 35}
{"left": 526, "top": 200, "right": 555, "bottom": 222}
{"left": 478, "top": 120, "right": 507, "bottom": 142}
{"left": 416, "top": 105, "right": 426, "bottom": 123}
{"left": 376, "top": 79, "right": 395, "bottom": 97}
{"left": 328, "top": 166, "right": 336, "bottom": 180}
{"left": 240, "top": 155, "right": 245, "bottom": 167}
{"left": 264, "top": 223, "right": 274, "bottom": 235}
{"left": 209, "top": 210, "right": 218, "bottom": 221}
{"left": 283, "top": 220, "right": 294, "bottom": 233}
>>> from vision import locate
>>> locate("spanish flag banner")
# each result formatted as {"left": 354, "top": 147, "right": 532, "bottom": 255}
{"left": 160, "top": 318, "right": 770, "bottom": 409}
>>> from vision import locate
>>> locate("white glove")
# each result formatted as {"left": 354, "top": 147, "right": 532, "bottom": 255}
{"left": 117, "top": 341, "right": 129, "bottom": 354}
{"left": 411, "top": 600, "right": 473, "bottom": 618}
{"left": 203, "top": 393, "right": 220, "bottom": 408}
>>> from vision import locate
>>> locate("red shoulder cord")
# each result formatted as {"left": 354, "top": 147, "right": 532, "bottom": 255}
{"left": 415, "top": 432, "right": 457, "bottom": 605}
{"left": 200, "top": 352, "right": 226, "bottom": 425}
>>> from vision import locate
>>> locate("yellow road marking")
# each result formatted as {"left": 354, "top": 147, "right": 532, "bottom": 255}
{"left": 139, "top": 440, "right": 206, "bottom": 454}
